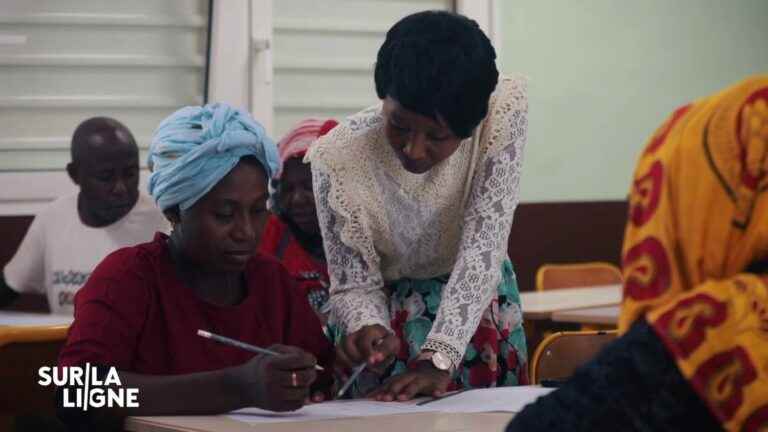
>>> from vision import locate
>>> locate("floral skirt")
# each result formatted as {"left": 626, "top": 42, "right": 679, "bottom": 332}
{"left": 335, "top": 259, "right": 528, "bottom": 396}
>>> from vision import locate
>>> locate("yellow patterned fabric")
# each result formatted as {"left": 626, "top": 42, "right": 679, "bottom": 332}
{"left": 619, "top": 75, "right": 768, "bottom": 431}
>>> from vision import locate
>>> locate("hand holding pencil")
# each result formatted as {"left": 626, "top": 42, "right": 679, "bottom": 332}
{"left": 335, "top": 324, "right": 400, "bottom": 398}
{"left": 197, "top": 330, "right": 326, "bottom": 411}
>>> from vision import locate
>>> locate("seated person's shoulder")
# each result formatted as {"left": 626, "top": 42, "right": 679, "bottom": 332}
{"left": 33, "top": 192, "right": 79, "bottom": 227}
{"left": 76, "top": 236, "right": 166, "bottom": 302}
{"left": 95, "top": 239, "right": 161, "bottom": 276}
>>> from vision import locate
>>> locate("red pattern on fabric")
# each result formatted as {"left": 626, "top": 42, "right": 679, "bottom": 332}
{"left": 691, "top": 346, "right": 758, "bottom": 422}
{"left": 623, "top": 236, "right": 672, "bottom": 301}
{"left": 630, "top": 160, "right": 664, "bottom": 227}
{"left": 390, "top": 310, "right": 410, "bottom": 361}
{"left": 259, "top": 216, "right": 328, "bottom": 300}
{"left": 743, "top": 404, "right": 768, "bottom": 432}
{"left": 468, "top": 324, "right": 500, "bottom": 387}
{"left": 653, "top": 293, "right": 728, "bottom": 358}
{"left": 644, "top": 104, "right": 692, "bottom": 155}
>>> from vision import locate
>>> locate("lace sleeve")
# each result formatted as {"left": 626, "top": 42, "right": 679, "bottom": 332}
{"left": 422, "top": 96, "right": 527, "bottom": 366}
{"left": 312, "top": 169, "right": 392, "bottom": 334}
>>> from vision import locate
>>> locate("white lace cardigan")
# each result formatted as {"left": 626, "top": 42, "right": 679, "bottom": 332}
{"left": 305, "top": 75, "right": 528, "bottom": 366}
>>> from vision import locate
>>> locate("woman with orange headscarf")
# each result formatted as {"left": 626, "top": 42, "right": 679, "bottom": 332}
{"left": 508, "top": 75, "right": 768, "bottom": 431}
{"left": 260, "top": 118, "right": 338, "bottom": 326}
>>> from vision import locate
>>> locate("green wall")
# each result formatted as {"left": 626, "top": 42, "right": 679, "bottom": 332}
{"left": 498, "top": 0, "right": 768, "bottom": 202}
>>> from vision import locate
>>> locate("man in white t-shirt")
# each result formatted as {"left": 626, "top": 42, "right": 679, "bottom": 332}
{"left": 0, "top": 117, "right": 169, "bottom": 315}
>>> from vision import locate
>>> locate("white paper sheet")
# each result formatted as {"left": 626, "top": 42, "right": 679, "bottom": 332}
{"left": 226, "top": 386, "right": 554, "bottom": 425}
{"left": 227, "top": 399, "right": 434, "bottom": 424}
{"left": 0, "top": 311, "right": 73, "bottom": 326}
{"left": 418, "top": 386, "right": 554, "bottom": 413}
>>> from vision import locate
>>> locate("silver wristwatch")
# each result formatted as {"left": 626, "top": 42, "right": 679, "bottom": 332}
{"left": 416, "top": 350, "right": 456, "bottom": 375}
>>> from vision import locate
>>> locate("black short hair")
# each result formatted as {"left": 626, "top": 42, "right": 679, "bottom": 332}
{"left": 70, "top": 116, "right": 137, "bottom": 161}
{"left": 374, "top": 11, "right": 498, "bottom": 139}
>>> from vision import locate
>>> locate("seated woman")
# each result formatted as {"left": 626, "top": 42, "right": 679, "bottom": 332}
{"left": 57, "top": 103, "right": 334, "bottom": 429}
{"left": 508, "top": 75, "right": 768, "bottom": 431}
{"left": 260, "top": 118, "right": 338, "bottom": 326}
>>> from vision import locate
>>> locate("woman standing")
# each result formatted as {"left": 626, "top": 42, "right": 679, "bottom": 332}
{"left": 307, "top": 11, "right": 528, "bottom": 399}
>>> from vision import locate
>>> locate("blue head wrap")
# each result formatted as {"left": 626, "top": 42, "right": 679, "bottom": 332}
{"left": 147, "top": 103, "right": 280, "bottom": 211}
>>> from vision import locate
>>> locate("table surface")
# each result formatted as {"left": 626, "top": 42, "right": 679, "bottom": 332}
{"left": 551, "top": 305, "right": 621, "bottom": 325}
{"left": 0, "top": 311, "right": 73, "bottom": 327}
{"left": 519, "top": 284, "right": 622, "bottom": 320}
{"left": 126, "top": 411, "right": 516, "bottom": 432}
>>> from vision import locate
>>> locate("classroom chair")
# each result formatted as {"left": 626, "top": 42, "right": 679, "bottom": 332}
{"left": 535, "top": 262, "right": 622, "bottom": 292}
{"left": 0, "top": 325, "right": 69, "bottom": 431}
{"left": 529, "top": 330, "right": 618, "bottom": 385}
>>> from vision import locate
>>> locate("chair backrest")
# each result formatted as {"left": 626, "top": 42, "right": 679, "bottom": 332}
{"left": 536, "top": 262, "right": 622, "bottom": 291}
{"left": 530, "top": 330, "right": 618, "bottom": 384}
{"left": 0, "top": 325, "right": 69, "bottom": 416}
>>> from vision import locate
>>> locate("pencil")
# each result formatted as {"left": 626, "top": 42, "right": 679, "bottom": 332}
{"left": 336, "top": 338, "right": 386, "bottom": 398}
{"left": 336, "top": 362, "right": 367, "bottom": 398}
{"left": 196, "top": 329, "right": 324, "bottom": 371}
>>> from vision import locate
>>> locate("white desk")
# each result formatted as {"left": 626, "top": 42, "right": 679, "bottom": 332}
{"left": 520, "top": 284, "right": 622, "bottom": 320}
{"left": 125, "top": 386, "right": 555, "bottom": 432}
{"left": 551, "top": 305, "right": 621, "bottom": 326}
{"left": 0, "top": 311, "right": 73, "bottom": 327}
{"left": 126, "top": 411, "right": 516, "bottom": 432}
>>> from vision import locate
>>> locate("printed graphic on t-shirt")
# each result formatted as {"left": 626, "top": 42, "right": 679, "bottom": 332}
{"left": 52, "top": 270, "right": 91, "bottom": 307}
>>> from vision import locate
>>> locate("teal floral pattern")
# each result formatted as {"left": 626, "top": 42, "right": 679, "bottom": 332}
{"left": 333, "top": 259, "right": 527, "bottom": 396}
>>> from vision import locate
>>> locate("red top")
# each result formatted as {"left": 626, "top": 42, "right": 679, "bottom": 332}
{"left": 259, "top": 216, "right": 329, "bottom": 324}
{"left": 59, "top": 233, "right": 333, "bottom": 375}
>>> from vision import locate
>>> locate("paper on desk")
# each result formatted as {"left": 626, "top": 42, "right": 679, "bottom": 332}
{"left": 0, "top": 311, "right": 73, "bottom": 326}
{"left": 226, "top": 386, "right": 554, "bottom": 424}
{"left": 421, "top": 386, "right": 554, "bottom": 413}
{"left": 227, "top": 399, "right": 434, "bottom": 424}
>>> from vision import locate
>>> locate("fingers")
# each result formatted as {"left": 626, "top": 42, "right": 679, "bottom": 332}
{"left": 270, "top": 370, "right": 314, "bottom": 411}
{"left": 368, "top": 369, "right": 451, "bottom": 402}
{"left": 385, "top": 374, "right": 419, "bottom": 399}
{"left": 432, "top": 378, "right": 450, "bottom": 397}
{"left": 269, "top": 388, "right": 308, "bottom": 412}
{"left": 373, "top": 335, "right": 400, "bottom": 364}
{"left": 335, "top": 344, "right": 355, "bottom": 371}
{"left": 342, "top": 325, "right": 392, "bottom": 365}
{"left": 343, "top": 331, "right": 364, "bottom": 364}
{"left": 397, "top": 378, "right": 427, "bottom": 401}
{"left": 268, "top": 348, "right": 318, "bottom": 372}
{"left": 369, "top": 374, "right": 417, "bottom": 402}
{"left": 359, "top": 327, "right": 391, "bottom": 363}
{"left": 278, "top": 385, "right": 311, "bottom": 402}
{"left": 278, "top": 369, "right": 317, "bottom": 389}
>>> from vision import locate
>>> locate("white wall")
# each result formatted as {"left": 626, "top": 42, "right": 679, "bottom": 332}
{"left": 499, "top": 0, "right": 768, "bottom": 202}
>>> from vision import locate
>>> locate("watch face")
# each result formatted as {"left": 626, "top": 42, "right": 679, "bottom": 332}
{"left": 432, "top": 352, "right": 451, "bottom": 371}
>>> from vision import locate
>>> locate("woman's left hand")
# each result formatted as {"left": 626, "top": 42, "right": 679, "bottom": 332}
{"left": 368, "top": 361, "right": 451, "bottom": 401}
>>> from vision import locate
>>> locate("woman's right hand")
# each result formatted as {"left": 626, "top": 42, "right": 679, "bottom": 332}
{"left": 235, "top": 344, "right": 318, "bottom": 412}
{"left": 336, "top": 324, "right": 400, "bottom": 373}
